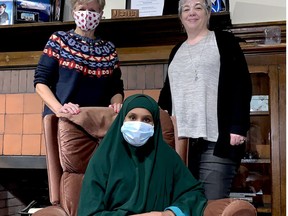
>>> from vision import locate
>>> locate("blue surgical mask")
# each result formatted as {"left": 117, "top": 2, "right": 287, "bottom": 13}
{"left": 121, "top": 121, "right": 154, "bottom": 147}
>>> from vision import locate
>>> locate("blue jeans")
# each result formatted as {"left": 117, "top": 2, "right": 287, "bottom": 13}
{"left": 188, "top": 139, "right": 239, "bottom": 200}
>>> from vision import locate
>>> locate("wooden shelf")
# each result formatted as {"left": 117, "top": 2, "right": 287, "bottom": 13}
{"left": 0, "top": 43, "right": 285, "bottom": 69}
{"left": 250, "top": 111, "right": 269, "bottom": 116}
{"left": 241, "top": 159, "right": 270, "bottom": 164}
{"left": 0, "top": 15, "right": 285, "bottom": 52}
{"left": 257, "top": 195, "right": 272, "bottom": 214}
{"left": 257, "top": 204, "right": 272, "bottom": 214}
{"left": 0, "top": 14, "right": 230, "bottom": 52}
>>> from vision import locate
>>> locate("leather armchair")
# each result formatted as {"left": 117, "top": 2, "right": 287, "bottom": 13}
{"left": 33, "top": 107, "right": 256, "bottom": 216}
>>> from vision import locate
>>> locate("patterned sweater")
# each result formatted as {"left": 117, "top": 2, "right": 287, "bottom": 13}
{"left": 34, "top": 30, "right": 124, "bottom": 116}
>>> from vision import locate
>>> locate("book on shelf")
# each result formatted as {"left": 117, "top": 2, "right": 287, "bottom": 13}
{"left": 233, "top": 197, "right": 254, "bottom": 203}
{"left": 229, "top": 192, "right": 255, "bottom": 203}
{"left": 0, "top": 0, "right": 14, "bottom": 25}
{"left": 229, "top": 192, "right": 256, "bottom": 198}
{"left": 229, "top": 190, "right": 263, "bottom": 203}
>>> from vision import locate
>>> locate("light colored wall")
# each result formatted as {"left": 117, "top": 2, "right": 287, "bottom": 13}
{"left": 230, "top": 0, "right": 286, "bottom": 24}
{"left": 63, "top": 0, "right": 286, "bottom": 24}
{"left": 102, "top": 0, "right": 126, "bottom": 19}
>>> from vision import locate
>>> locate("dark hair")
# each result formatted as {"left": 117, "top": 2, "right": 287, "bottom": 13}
{"left": 0, "top": 3, "right": 7, "bottom": 8}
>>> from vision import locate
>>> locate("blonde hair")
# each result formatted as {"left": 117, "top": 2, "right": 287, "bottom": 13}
{"left": 71, "top": 0, "right": 105, "bottom": 10}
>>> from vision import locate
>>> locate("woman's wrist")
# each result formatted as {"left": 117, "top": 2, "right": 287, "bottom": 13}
{"left": 164, "top": 206, "right": 184, "bottom": 216}
{"left": 163, "top": 210, "right": 175, "bottom": 216}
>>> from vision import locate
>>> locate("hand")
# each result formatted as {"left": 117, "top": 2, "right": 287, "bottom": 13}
{"left": 130, "top": 213, "right": 161, "bottom": 216}
{"left": 58, "top": 102, "right": 80, "bottom": 115}
{"left": 131, "top": 210, "right": 174, "bottom": 216}
{"left": 109, "top": 103, "right": 122, "bottom": 113}
{"left": 230, "top": 133, "right": 246, "bottom": 146}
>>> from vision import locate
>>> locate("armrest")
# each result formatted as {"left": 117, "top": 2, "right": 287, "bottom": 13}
{"left": 43, "top": 114, "right": 62, "bottom": 205}
{"left": 32, "top": 206, "right": 68, "bottom": 216}
{"left": 170, "top": 116, "right": 189, "bottom": 166}
{"left": 204, "top": 198, "right": 257, "bottom": 216}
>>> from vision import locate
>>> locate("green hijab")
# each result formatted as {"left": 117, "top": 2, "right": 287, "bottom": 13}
{"left": 78, "top": 94, "right": 207, "bottom": 216}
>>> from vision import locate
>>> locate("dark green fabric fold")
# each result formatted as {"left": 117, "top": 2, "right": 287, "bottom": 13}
{"left": 78, "top": 94, "right": 207, "bottom": 216}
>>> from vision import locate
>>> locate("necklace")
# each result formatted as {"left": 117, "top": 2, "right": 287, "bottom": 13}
{"left": 185, "top": 32, "right": 210, "bottom": 81}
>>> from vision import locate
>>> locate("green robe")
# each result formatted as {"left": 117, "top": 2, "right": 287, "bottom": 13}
{"left": 78, "top": 94, "right": 207, "bottom": 216}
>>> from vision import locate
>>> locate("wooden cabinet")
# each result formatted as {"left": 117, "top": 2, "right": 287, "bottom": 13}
{"left": 241, "top": 45, "right": 286, "bottom": 215}
{"left": 242, "top": 74, "right": 271, "bottom": 212}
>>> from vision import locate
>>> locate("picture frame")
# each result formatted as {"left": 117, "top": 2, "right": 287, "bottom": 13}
{"left": 211, "top": 0, "right": 229, "bottom": 13}
{"left": 250, "top": 95, "right": 269, "bottom": 112}
{"left": 0, "top": 0, "right": 14, "bottom": 25}
{"left": 17, "top": 10, "right": 39, "bottom": 22}
{"left": 125, "top": 0, "right": 131, "bottom": 9}
{"left": 140, "top": 0, "right": 231, "bottom": 16}
{"left": 51, "top": 0, "right": 64, "bottom": 21}
{"left": 126, "top": 0, "right": 165, "bottom": 17}
{"left": 15, "top": 0, "right": 52, "bottom": 23}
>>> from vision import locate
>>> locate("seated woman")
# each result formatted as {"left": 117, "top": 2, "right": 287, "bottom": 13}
{"left": 78, "top": 94, "right": 207, "bottom": 216}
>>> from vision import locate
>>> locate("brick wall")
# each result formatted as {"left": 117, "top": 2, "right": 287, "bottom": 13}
{"left": 0, "top": 169, "right": 49, "bottom": 216}
{"left": 0, "top": 63, "right": 167, "bottom": 215}
{"left": 0, "top": 184, "right": 25, "bottom": 216}
{"left": 0, "top": 64, "right": 167, "bottom": 156}
{"left": 0, "top": 94, "right": 45, "bottom": 156}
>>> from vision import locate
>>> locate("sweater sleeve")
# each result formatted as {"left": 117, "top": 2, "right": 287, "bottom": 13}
{"left": 109, "top": 53, "right": 124, "bottom": 99}
{"left": 158, "top": 73, "right": 172, "bottom": 115}
{"left": 34, "top": 32, "right": 61, "bottom": 88}
{"left": 230, "top": 34, "right": 252, "bottom": 135}
{"left": 221, "top": 31, "right": 252, "bottom": 135}
{"left": 158, "top": 42, "right": 183, "bottom": 115}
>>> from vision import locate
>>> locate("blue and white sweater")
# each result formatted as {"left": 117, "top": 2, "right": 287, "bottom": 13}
{"left": 34, "top": 30, "right": 124, "bottom": 116}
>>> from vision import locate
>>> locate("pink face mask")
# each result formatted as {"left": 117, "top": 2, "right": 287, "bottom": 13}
{"left": 73, "top": 10, "right": 101, "bottom": 31}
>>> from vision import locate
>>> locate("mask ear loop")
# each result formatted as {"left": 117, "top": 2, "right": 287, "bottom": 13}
{"left": 72, "top": 9, "right": 77, "bottom": 20}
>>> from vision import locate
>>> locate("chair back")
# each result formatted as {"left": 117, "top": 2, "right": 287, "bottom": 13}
{"left": 43, "top": 107, "right": 183, "bottom": 216}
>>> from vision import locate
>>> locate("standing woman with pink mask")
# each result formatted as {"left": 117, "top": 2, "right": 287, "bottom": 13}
{"left": 158, "top": 0, "right": 252, "bottom": 200}
{"left": 34, "top": 0, "right": 124, "bottom": 116}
